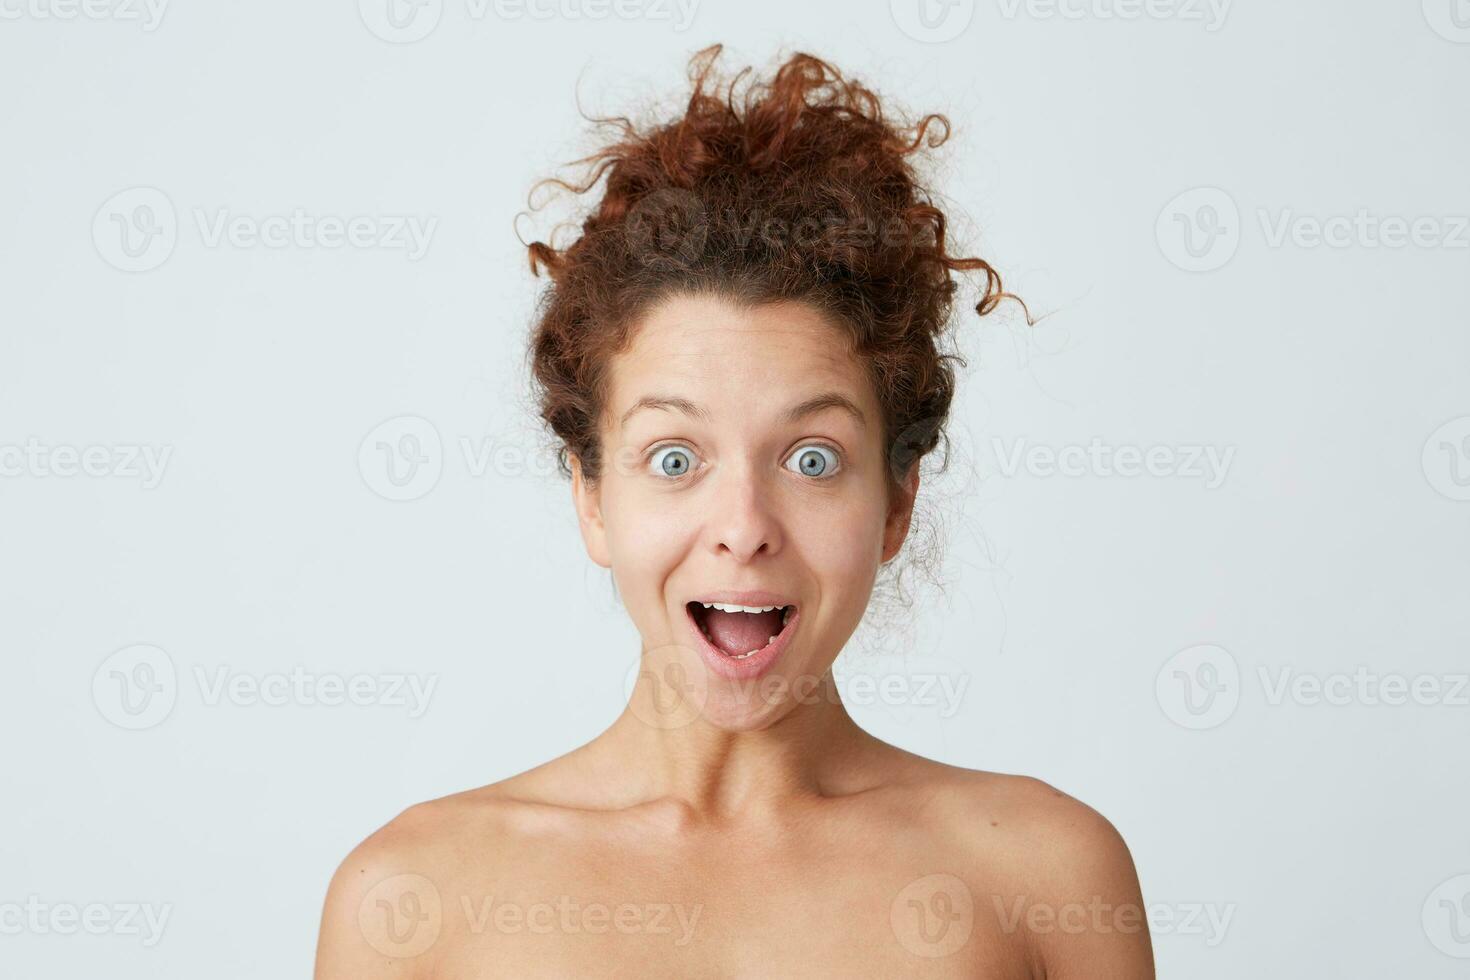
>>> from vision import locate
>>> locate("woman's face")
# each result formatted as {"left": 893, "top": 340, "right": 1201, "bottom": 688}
{"left": 570, "top": 292, "right": 919, "bottom": 731}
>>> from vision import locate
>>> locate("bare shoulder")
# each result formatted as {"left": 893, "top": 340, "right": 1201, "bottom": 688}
{"left": 311, "top": 782, "right": 541, "bottom": 980}
{"left": 884, "top": 758, "right": 1156, "bottom": 979}
{"left": 943, "top": 770, "right": 1139, "bottom": 878}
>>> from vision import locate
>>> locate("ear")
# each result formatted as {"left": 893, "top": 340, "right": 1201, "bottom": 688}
{"left": 881, "top": 460, "right": 920, "bottom": 563}
{"left": 570, "top": 454, "right": 612, "bottom": 569}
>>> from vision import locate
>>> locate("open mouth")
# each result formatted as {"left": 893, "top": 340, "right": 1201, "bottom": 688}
{"left": 686, "top": 600, "right": 797, "bottom": 660}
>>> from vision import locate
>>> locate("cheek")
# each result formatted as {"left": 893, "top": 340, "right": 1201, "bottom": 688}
{"left": 794, "top": 490, "right": 890, "bottom": 592}
{"left": 603, "top": 481, "right": 696, "bottom": 553}
{"left": 600, "top": 482, "right": 695, "bottom": 601}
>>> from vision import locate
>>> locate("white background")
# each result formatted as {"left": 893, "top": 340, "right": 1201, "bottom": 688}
{"left": 2, "top": 0, "right": 1468, "bottom": 976}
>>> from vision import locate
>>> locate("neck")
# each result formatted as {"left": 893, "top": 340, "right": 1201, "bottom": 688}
{"left": 592, "top": 667, "right": 880, "bottom": 821}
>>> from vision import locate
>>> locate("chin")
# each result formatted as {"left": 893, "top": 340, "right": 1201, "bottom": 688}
{"left": 695, "top": 660, "right": 836, "bottom": 731}
{"left": 694, "top": 693, "right": 797, "bottom": 733}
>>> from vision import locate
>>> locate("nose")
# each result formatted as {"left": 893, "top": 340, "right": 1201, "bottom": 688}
{"left": 705, "top": 457, "right": 783, "bottom": 562}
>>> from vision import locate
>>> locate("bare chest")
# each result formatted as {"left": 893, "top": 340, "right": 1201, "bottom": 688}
{"left": 412, "top": 839, "right": 1032, "bottom": 978}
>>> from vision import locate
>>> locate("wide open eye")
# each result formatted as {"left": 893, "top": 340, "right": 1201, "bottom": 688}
{"left": 647, "top": 444, "right": 697, "bottom": 479}
{"left": 784, "top": 443, "right": 840, "bottom": 479}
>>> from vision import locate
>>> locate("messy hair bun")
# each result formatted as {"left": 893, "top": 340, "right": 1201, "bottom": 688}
{"left": 522, "top": 43, "right": 1026, "bottom": 506}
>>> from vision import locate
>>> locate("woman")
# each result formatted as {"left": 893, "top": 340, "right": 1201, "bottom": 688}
{"left": 315, "top": 44, "right": 1154, "bottom": 978}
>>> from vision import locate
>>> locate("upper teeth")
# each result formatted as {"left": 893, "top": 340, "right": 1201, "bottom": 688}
{"left": 701, "top": 602, "right": 782, "bottom": 613}
{"left": 699, "top": 601, "right": 793, "bottom": 627}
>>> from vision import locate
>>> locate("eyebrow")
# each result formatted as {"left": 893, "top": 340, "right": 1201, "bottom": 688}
{"left": 619, "top": 391, "right": 868, "bottom": 431}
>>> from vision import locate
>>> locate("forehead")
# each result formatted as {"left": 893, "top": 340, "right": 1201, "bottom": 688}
{"left": 607, "top": 293, "right": 871, "bottom": 419}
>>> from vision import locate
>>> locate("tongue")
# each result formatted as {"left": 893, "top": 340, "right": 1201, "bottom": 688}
{"left": 703, "top": 608, "right": 783, "bottom": 657}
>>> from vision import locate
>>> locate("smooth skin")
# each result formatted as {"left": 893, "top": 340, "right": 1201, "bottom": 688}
{"left": 314, "top": 293, "right": 1155, "bottom": 978}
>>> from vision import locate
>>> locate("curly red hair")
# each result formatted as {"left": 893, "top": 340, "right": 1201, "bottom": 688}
{"left": 522, "top": 44, "right": 1026, "bottom": 505}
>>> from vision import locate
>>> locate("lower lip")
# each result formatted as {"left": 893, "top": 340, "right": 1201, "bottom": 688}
{"left": 685, "top": 604, "right": 800, "bottom": 681}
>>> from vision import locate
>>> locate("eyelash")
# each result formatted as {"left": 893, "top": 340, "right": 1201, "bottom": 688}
{"left": 645, "top": 442, "right": 843, "bottom": 482}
